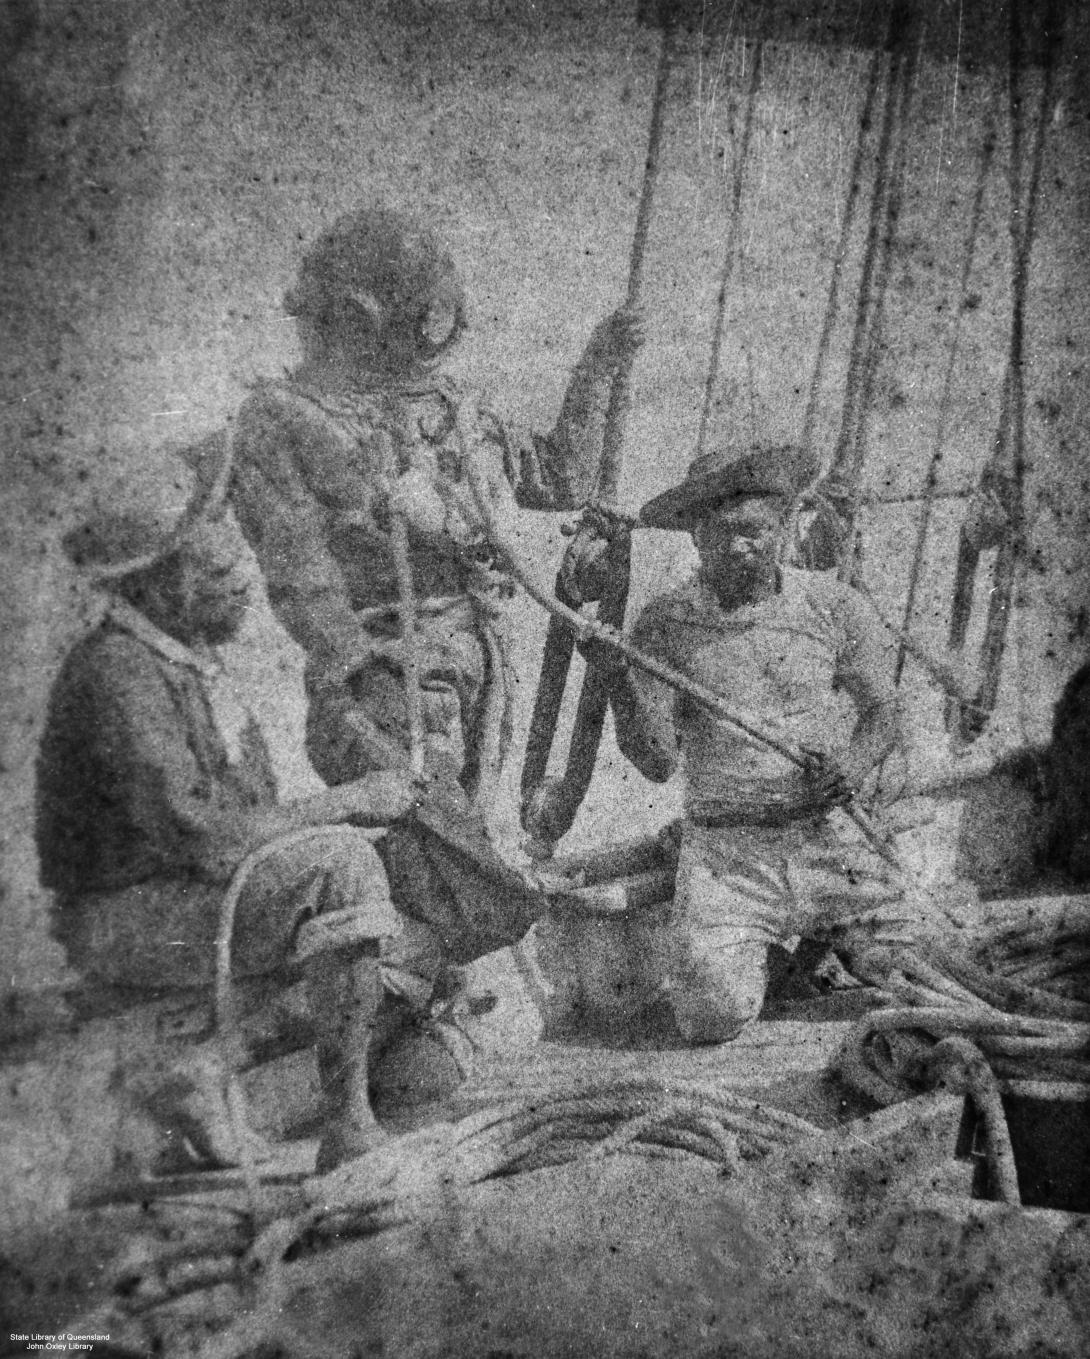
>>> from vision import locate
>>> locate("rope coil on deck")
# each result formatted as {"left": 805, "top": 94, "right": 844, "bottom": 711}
{"left": 77, "top": 1077, "right": 825, "bottom": 1359}
{"left": 835, "top": 937, "right": 1090, "bottom": 1207}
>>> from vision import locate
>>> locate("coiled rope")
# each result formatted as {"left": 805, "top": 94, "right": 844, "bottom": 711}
{"left": 836, "top": 936, "right": 1090, "bottom": 1207}
{"left": 88, "top": 1076, "right": 823, "bottom": 1359}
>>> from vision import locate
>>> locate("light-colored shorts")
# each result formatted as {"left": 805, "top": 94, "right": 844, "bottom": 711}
{"left": 673, "top": 818, "right": 916, "bottom": 952}
{"left": 56, "top": 826, "right": 404, "bottom": 992}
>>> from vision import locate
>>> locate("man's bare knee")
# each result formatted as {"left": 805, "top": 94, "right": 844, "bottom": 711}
{"left": 671, "top": 990, "right": 752, "bottom": 1044}
{"left": 670, "top": 938, "right": 769, "bottom": 1045}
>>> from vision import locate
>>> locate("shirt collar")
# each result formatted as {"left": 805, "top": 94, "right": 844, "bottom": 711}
{"left": 107, "top": 598, "right": 221, "bottom": 680}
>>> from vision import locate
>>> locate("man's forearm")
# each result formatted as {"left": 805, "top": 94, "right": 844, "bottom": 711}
{"left": 251, "top": 783, "right": 382, "bottom": 840}
{"left": 535, "top": 318, "right": 627, "bottom": 508}
{"left": 183, "top": 787, "right": 366, "bottom": 876}
{"left": 244, "top": 794, "right": 341, "bottom": 843}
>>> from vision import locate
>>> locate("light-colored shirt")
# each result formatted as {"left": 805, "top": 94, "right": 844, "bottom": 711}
{"left": 629, "top": 567, "right": 896, "bottom": 817}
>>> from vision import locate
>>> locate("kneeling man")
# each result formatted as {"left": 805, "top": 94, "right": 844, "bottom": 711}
{"left": 605, "top": 444, "right": 915, "bottom": 1042}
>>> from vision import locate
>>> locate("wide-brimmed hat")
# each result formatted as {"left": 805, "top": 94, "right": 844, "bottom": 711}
{"left": 63, "top": 433, "right": 233, "bottom": 583}
{"left": 639, "top": 443, "right": 820, "bottom": 531}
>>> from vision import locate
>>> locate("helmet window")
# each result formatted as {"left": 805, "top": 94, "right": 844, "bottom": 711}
{"left": 417, "top": 296, "right": 461, "bottom": 356}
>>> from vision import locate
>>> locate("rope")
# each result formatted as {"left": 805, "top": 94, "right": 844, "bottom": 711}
{"left": 390, "top": 517, "right": 425, "bottom": 779}
{"left": 96, "top": 1075, "right": 824, "bottom": 1356}
{"left": 848, "top": 938, "right": 1090, "bottom": 1023}
{"left": 97, "top": 925, "right": 1089, "bottom": 1350}
{"left": 960, "top": 0, "right": 1063, "bottom": 738}
{"left": 595, "top": 9, "right": 676, "bottom": 505}
{"left": 928, "top": 1036, "right": 1022, "bottom": 1204}
{"left": 694, "top": 36, "right": 764, "bottom": 459}
{"left": 825, "top": 9, "right": 910, "bottom": 495}
{"left": 836, "top": 6, "right": 926, "bottom": 583}
{"left": 837, "top": 990, "right": 1090, "bottom": 1206}
{"left": 799, "top": 45, "right": 884, "bottom": 462}
{"left": 381, "top": 430, "right": 427, "bottom": 778}
{"left": 937, "top": 946, "right": 1090, "bottom": 1023}
{"left": 468, "top": 613, "right": 510, "bottom": 821}
{"left": 788, "top": 41, "right": 884, "bottom": 558}
{"left": 520, "top": 12, "right": 675, "bottom": 846}
{"left": 461, "top": 426, "right": 902, "bottom": 871}
{"left": 895, "top": 94, "right": 999, "bottom": 686}
{"left": 835, "top": 921, "right": 1090, "bottom": 1203}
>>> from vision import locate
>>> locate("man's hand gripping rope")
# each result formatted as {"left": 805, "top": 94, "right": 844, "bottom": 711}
{"left": 454, "top": 408, "right": 903, "bottom": 875}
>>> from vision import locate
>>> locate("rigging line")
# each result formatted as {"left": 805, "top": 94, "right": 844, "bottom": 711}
{"left": 1003, "top": 0, "right": 1059, "bottom": 478}
{"left": 1012, "top": 16, "right": 1059, "bottom": 286}
{"left": 837, "top": 6, "right": 926, "bottom": 583}
{"left": 697, "top": 0, "right": 736, "bottom": 149}
{"left": 826, "top": 4, "right": 906, "bottom": 490}
{"left": 520, "top": 6, "right": 676, "bottom": 847}
{"left": 593, "top": 7, "right": 676, "bottom": 504}
{"left": 786, "top": 35, "right": 885, "bottom": 562}
{"left": 895, "top": 87, "right": 1001, "bottom": 686}
{"left": 623, "top": 18, "right": 675, "bottom": 307}
{"left": 969, "top": 0, "right": 1063, "bottom": 731}
{"left": 947, "top": 359, "right": 1014, "bottom": 658}
{"left": 1003, "top": 0, "right": 1027, "bottom": 501}
{"left": 694, "top": 35, "right": 764, "bottom": 460}
{"left": 934, "top": 0, "right": 965, "bottom": 195}
{"left": 943, "top": 361, "right": 1015, "bottom": 731}
{"left": 799, "top": 42, "right": 884, "bottom": 460}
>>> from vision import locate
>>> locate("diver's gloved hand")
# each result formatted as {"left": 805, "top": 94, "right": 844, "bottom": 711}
{"left": 585, "top": 304, "right": 647, "bottom": 371}
{"left": 800, "top": 747, "right": 854, "bottom": 810}
{"left": 557, "top": 504, "right": 636, "bottom": 607}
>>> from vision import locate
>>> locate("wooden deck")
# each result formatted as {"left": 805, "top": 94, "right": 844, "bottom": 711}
{"left": 6, "top": 888, "right": 1086, "bottom": 1216}
{"left": 484, "top": 1018, "right": 858, "bottom": 1082}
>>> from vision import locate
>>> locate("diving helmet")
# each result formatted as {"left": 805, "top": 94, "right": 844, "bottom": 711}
{"left": 285, "top": 205, "right": 468, "bottom": 372}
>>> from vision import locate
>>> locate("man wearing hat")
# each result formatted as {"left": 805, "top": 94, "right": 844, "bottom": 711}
{"left": 36, "top": 480, "right": 423, "bottom": 1170}
{"left": 602, "top": 444, "right": 913, "bottom": 1042}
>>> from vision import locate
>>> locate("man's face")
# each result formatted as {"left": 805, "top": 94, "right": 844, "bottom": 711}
{"left": 175, "top": 522, "right": 250, "bottom": 646}
{"left": 692, "top": 496, "right": 785, "bottom": 601}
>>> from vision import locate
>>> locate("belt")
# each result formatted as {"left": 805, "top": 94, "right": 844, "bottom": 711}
{"left": 688, "top": 801, "right": 829, "bottom": 829}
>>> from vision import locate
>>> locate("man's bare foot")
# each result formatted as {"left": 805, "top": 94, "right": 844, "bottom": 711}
{"left": 135, "top": 1041, "right": 278, "bottom": 1170}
